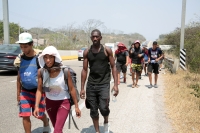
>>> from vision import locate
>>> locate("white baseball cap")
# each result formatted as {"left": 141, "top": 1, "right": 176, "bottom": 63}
{"left": 15, "top": 32, "right": 33, "bottom": 43}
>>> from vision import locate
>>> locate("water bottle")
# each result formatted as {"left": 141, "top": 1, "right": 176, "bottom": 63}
{"left": 112, "top": 90, "right": 117, "bottom": 102}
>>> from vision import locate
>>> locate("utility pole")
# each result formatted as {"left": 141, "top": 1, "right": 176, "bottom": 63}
{"left": 18, "top": 22, "right": 20, "bottom": 35}
{"left": 180, "top": 0, "right": 186, "bottom": 49}
{"left": 2, "top": 0, "right": 10, "bottom": 44}
{"left": 180, "top": 0, "right": 187, "bottom": 70}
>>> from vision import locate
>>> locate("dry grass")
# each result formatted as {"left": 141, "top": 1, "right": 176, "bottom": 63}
{"left": 163, "top": 70, "right": 200, "bottom": 133}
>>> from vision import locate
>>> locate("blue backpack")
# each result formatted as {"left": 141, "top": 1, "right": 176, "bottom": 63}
{"left": 144, "top": 53, "right": 148, "bottom": 62}
{"left": 19, "top": 56, "right": 38, "bottom": 89}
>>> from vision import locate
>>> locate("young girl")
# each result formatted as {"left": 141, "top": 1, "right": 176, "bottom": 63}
{"left": 33, "top": 46, "right": 81, "bottom": 133}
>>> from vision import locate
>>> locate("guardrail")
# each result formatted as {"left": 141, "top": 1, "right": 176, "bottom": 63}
{"left": 164, "top": 57, "right": 179, "bottom": 73}
{"left": 58, "top": 50, "right": 78, "bottom": 60}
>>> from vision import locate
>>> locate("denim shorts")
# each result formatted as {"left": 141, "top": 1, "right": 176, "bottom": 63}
{"left": 86, "top": 82, "right": 110, "bottom": 118}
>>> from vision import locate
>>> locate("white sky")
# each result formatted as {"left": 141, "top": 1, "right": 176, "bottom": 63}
{"left": 0, "top": 0, "right": 200, "bottom": 41}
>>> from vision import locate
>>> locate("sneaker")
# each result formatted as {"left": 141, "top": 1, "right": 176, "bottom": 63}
{"left": 148, "top": 84, "right": 153, "bottom": 88}
{"left": 104, "top": 123, "right": 110, "bottom": 133}
{"left": 154, "top": 84, "right": 158, "bottom": 88}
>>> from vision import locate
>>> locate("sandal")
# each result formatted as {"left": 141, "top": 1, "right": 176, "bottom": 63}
{"left": 135, "top": 84, "right": 139, "bottom": 88}
{"left": 132, "top": 83, "right": 135, "bottom": 88}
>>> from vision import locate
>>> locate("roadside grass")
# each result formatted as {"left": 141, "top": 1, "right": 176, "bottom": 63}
{"left": 164, "top": 69, "right": 200, "bottom": 133}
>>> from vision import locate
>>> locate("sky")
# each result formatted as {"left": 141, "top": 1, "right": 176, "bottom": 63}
{"left": 0, "top": 0, "right": 200, "bottom": 41}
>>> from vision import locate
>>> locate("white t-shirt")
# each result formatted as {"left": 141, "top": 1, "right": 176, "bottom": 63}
{"left": 45, "top": 71, "right": 70, "bottom": 100}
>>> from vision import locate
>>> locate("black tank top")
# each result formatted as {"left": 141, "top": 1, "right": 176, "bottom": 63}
{"left": 116, "top": 52, "right": 126, "bottom": 64}
{"left": 87, "top": 44, "right": 111, "bottom": 84}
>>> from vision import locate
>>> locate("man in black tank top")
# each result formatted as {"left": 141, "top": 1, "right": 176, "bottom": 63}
{"left": 80, "top": 29, "right": 119, "bottom": 133}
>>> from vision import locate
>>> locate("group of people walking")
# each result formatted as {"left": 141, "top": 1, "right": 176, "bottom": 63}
{"left": 15, "top": 29, "right": 118, "bottom": 133}
{"left": 114, "top": 40, "right": 164, "bottom": 88}
{"left": 15, "top": 29, "right": 163, "bottom": 133}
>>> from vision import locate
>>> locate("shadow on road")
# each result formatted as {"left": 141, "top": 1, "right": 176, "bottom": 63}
{"left": 31, "top": 127, "right": 43, "bottom": 133}
{"left": 81, "top": 125, "right": 114, "bottom": 133}
{"left": 0, "top": 70, "right": 18, "bottom": 76}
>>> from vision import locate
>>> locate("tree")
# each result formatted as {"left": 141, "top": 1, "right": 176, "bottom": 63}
{"left": 82, "top": 19, "right": 104, "bottom": 46}
{"left": 0, "top": 21, "right": 23, "bottom": 44}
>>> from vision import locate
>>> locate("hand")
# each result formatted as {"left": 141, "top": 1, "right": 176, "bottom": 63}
{"left": 138, "top": 54, "right": 142, "bottom": 58}
{"left": 155, "top": 59, "right": 159, "bottom": 62}
{"left": 125, "top": 63, "right": 128, "bottom": 66}
{"left": 75, "top": 107, "right": 81, "bottom": 118}
{"left": 33, "top": 106, "right": 40, "bottom": 118}
{"left": 111, "top": 85, "right": 119, "bottom": 97}
{"left": 80, "top": 89, "right": 85, "bottom": 99}
{"left": 148, "top": 59, "right": 150, "bottom": 63}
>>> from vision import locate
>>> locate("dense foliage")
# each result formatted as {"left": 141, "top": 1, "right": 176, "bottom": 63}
{"left": 160, "top": 21, "right": 200, "bottom": 73}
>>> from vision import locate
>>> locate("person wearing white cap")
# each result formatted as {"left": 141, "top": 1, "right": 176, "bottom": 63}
{"left": 15, "top": 32, "right": 50, "bottom": 133}
{"left": 34, "top": 46, "right": 81, "bottom": 133}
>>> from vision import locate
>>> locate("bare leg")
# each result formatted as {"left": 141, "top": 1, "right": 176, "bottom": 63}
{"left": 103, "top": 116, "right": 109, "bottom": 123}
{"left": 123, "top": 73, "right": 126, "bottom": 83}
{"left": 123, "top": 73, "right": 126, "bottom": 79}
{"left": 155, "top": 74, "right": 158, "bottom": 85}
{"left": 148, "top": 72, "right": 152, "bottom": 85}
{"left": 144, "top": 65, "right": 147, "bottom": 74}
{"left": 22, "top": 117, "right": 31, "bottom": 133}
{"left": 132, "top": 72, "right": 135, "bottom": 84}
{"left": 117, "top": 72, "right": 120, "bottom": 84}
{"left": 40, "top": 113, "right": 49, "bottom": 127}
{"left": 92, "top": 117, "right": 100, "bottom": 133}
{"left": 135, "top": 72, "right": 139, "bottom": 85}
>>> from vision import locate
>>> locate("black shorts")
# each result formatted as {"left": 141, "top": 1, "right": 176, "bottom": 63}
{"left": 148, "top": 63, "right": 159, "bottom": 74}
{"left": 86, "top": 82, "right": 110, "bottom": 118}
{"left": 116, "top": 62, "right": 127, "bottom": 73}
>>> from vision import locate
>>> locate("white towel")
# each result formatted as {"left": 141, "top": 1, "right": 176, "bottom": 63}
{"left": 38, "top": 46, "right": 62, "bottom": 68}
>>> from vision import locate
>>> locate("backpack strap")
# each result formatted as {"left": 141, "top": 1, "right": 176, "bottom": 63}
{"left": 62, "top": 67, "right": 79, "bottom": 130}
{"left": 40, "top": 68, "right": 44, "bottom": 78}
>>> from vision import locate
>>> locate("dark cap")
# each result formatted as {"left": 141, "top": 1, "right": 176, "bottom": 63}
{"left": 153, "top": 41, "right": 157, "bottom": 45}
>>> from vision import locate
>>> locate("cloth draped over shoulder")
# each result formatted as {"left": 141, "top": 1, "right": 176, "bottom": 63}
{"left": 115, "top": 42, "right": 128, "bottom": 54}
{"left": 13, "top": 49, "right": 42, "bottom": 68}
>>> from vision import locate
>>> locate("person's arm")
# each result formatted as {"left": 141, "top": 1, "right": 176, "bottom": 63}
{"left": 17, "top": 72, "right": 21, "bottom": 104}
{"left": 138, "top": 49, "right": 144, "bottom": 58}
{"left": 130, "top": 48, "right": 134, "bottom": 54}
{"left": 67, "top": 70, "right": 81, "bottom": 117}
{"left": 156, "top": 49, "right": 163, "bottom": 61}
{"left": 80, "top": 49, "right": 89, "bottom": 99}
{"left": 33, "top": 69, "right": 43, "bottom": 118}
{"left": 148, "top": 49, "right": 151, "bottom": 63}
{"left": 105, "top": 46, "right": 119, "bottom": 96}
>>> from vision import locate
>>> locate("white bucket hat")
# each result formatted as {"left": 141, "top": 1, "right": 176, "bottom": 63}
{"left": 38, "top": 46, "right": 62, "bottom": 68}
{"left": 16, "top": 32, "right": 33, "bottom": 43}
